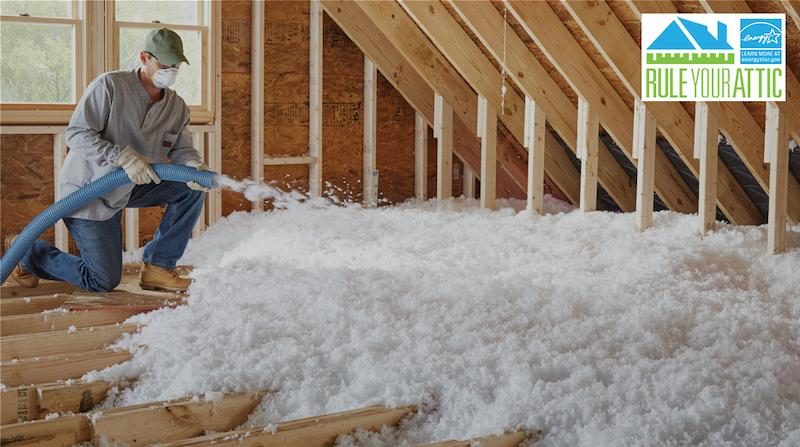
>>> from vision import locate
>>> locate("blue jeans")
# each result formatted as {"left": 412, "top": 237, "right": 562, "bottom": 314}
{"left": 21, "top": 181, "right": 204, "bottom": 292}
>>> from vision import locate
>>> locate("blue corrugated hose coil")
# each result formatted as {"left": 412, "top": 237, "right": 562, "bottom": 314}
{"left": 1, "top": 164, "right": 218, "bottom": 283}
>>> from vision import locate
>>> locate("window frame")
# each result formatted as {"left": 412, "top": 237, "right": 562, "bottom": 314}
{"left": 0, "top": 0, "right": 217, "bottom": 125}
{"left": 0, "top": 1, "right": 87, "bottom": 121}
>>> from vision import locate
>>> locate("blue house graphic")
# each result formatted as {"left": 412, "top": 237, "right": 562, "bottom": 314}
{"left": 648, "top": 17, "right": 733, "bottom": 50}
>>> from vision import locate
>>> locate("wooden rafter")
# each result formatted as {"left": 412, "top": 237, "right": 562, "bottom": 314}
{"left": 351, "top": 0, "right": 581, "bottom": 204}
{"left": 448, "top": 0, "right": 636, "bottom": 211}
{"left": 321, "top": 0, "right": 526, "bottom": 199}
{"left": 561, "top": 0, "right": 762, "bottom": 225}
{"left": 782, "top": 0, "right": 800, "bottom": 32}
{"left": 506, "top": 0, "right": 697, "bottom": 214}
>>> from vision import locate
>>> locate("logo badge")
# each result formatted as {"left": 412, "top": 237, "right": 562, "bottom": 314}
{"left": 642, "top": 14, "right": 785, "bottom": 101}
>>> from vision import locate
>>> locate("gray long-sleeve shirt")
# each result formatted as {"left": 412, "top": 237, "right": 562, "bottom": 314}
{"left": 61, "top": 67, "right": 201, "bottom": 220}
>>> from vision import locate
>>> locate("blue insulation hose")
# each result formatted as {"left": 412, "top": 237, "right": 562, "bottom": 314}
{"left": 1, "top": 164, "right": 218, "bottom": 283}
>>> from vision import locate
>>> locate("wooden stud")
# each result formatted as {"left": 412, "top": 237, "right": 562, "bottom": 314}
{"left": 694, "top": 102, "right": 720, "bottom": 234}
{"left": 0, "top": 281, "right": 75, "bottom": 300}
{"left": 434, "top": 94, "right": 453, "bottom": 199}
{"left": 210, "top": 0, "right": 222, "bottom": 224}
{"left": 477, "top": 96, "right": 497, "bottom": 210}
{"left": 309, "top": 0, "right": 324, "bottom": 198}
{"left": 53, "top": 133, "right": 70, "bottom": 252}
{"left": 363, "top": 56, "right": 379, "bottom": 207}
{"left": 633, "top": 99, "right": 657, "bottom": 231}
{"left": 92, "top": 392, "right": 267, "bottom": 445}
{"left": 765, "top": 102, "right": 790, "bottom": 254}
{"left": 0, "top": 349, "right": 132, "bottom": 387}
{"left": 124, "top": 209, "right": 139, "bottom": 253}
{"left": 250, "top": 0, "right": 265, "bottom": 212}
{"left": 157, "top": 406, "right": 416, "bottom": 447}
{"left": 1, "top": 323, "right": 139, "bottom": 361}
{"left": 414, "top": 112, "right": 428, "bottom": 200}
{"left": 576, "top": 97, "right": 599, "bottom": 212}
{"left": 192, "top": 131, "right": 207, "bottom": 238}
{"left": 1, "top": 308, "right": 142, "bottom": 336}
{"left": 463, "top": 167, "right": 475, "bottom": 199}
{"left": 523, "top": 96, "right": 546, "bottom": 214}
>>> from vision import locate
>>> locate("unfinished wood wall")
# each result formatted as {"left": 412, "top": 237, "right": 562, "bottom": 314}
{"left": 0, "top": 134, "right": 56, "bottom": 246}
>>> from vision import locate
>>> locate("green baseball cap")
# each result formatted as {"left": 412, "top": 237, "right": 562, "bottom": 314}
{"left": 144, "top": 28, "right": 190, "bottom": 66}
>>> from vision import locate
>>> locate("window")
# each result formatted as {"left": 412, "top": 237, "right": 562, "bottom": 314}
{"left": 0, "top": 0, "right": 217, "bottom": 125}
{"left": 0, "top": 0, "right": 84, "bottom": 104}
{"left": 112, "top": 0, "right": 211, "bottom": 116}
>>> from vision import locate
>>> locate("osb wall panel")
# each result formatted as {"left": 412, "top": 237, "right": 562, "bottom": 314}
{"left": 323, "top": 13, "right": 364, "bottom": 202}
{"left": 221, "top": 0, "right": 253, "bottom": 215}
{"left": 0, "top": 134, "right": 55, "bottom": 247}
{"left": 376, "top": 72, "right": 416, "bottom": 204}
{"left": 263, "top": 1, "right": 312, "bottom": 198}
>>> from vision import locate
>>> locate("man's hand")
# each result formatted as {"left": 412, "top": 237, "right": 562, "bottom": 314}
{"left": 115, "top": 146, "right": 161, "bottom": 185}
{"left": 184, "top": 159, "right": 210, "bottom": 192}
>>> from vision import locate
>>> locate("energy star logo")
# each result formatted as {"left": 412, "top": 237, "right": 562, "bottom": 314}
{"left": 642, "top": 14, "right": 785, "bottom": 101}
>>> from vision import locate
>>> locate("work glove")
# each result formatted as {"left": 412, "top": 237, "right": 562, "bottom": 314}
{"left": 115, "top": 146, "right": 161, "bottom": 185}
{"left": 184, "top": 159, "right": 211, "bottom": 192}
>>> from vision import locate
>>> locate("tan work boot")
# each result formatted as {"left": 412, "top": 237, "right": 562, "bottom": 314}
{"left": 139, "top": 263, "right": 191, "bottom": 292}
{"left": 3, "top": 234, "right": 40, "bottom": 288}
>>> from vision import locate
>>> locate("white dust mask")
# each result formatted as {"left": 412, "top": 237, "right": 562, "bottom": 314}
{"left": 152, "top": 66, "right": 178, "bottom": 88}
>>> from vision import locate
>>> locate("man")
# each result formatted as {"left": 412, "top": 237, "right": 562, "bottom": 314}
{"left": 4, "top": 28, "right": 209, "bottom": 293}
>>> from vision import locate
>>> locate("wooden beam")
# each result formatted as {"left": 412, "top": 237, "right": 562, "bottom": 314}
{"left": 1, "top": 385, "right": 39, "bottom": 424}
{"left": 449, "top": 0, "right": 633, "bottom": 210}
{"left": 309, "top": 0, "right": 323, "bottom": 197}
{"left": 505, "top": 0, "right": 697, "bottom": 213}
{"left": 635, "top": 0, "right": 800, "bottom": 224}
{"left": 477, "top": 96, "right": 497, "bottom": 209}
{"left": 1, "top": 308, "right": 142, "bottom": 336}
{"left": 414, "top": 112, "right": 428, "bottom": 200}
{"left": 1, "top": 380, "right": 118, "bottom": 424}
{"left": 250, "top": 0, "right": 265, "bottom": 211}
{"left": 264, "top": 156, "right": 319, "bottom": 166}
{"left": 0, "top": 281, "right": 75, "bottom": 299}
{"left": 0, "top": 293, "right": 70, "bottom": 316}
{"left": 321, "top": 0, "right": 523, "bottom": 200}
{"left": 1, "top": 323, "right": 139, "bottom": 361}
{"left": 92, "top": 392, "right": 266, "bottom": 445}
{"left": 157, "top": 406, "right": 416, "bottom": 447}
{"left": 694, "top": 102, "right": 720, "bottom": 234}
{"left": 363, "top": 56, "right": 378, "bottom": 207}
{"left": 191, "top": 131, "right": 207, "bottom": 238}
{"left": 765, "top": 102, "right": 790, "bottom": 254}
{"left": 434, "top": 94, "right": 454, "bottom": 199}
{"left": 633, "top": 99, "right": 657, "bottom": 231}
{"left": 38, "top": 379, "right": 117, "bottom": 416}
{"left": 523, "top": 97, "right": 546, "bottom": 214}
{"left": 0, "top": 349, "right": 131, "bottom": 387}
{"left": 418, "top": 431, "right": 535, "bottom": 447}
{"left": 353, "top": 0, "right": 581, "bottom": 204}
{"left": 577, "top": 97, "right": 599, "bottom": 212}
{"left": 561, "top": 0, "right": 762, "bottom": 225}
{"left": 0, "top": 413, "right": 89, "bottom": 446}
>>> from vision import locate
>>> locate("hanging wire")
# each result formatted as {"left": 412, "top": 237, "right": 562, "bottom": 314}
{"left": 500, "top": 3, "right": 508, "bottom": 115}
